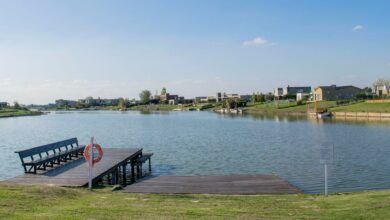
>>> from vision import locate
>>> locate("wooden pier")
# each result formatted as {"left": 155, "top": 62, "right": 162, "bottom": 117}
{"left": 5, "top": 148, "right": 143, "bottom": 187}
{"left": 4, "top": 140, "right": 301, "bottom": 194}
{"left": 121, "top": 174, "right": 301, "bottom": 194}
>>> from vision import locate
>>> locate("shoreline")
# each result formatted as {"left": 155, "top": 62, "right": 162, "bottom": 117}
{"left": 0, "top": 111, "right": 44, "bottom": 118}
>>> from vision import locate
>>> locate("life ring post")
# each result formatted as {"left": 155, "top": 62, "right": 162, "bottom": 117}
{"left": 88, "top": 137, "right": 93, "bottom": 190}
{"left": 84, "top": 137, "right": 104, "bottom": 190}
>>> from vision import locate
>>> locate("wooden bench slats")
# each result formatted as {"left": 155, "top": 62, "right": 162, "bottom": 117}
{"left": 15, "top": 138, "right": 85, "bottom": 174}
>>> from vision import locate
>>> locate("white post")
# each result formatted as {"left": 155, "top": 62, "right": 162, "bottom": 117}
{"left": 324, "top": 163, "right": 328, "bottom": 196}
{"left": 88, "top": 137, "right": 94, "bottom": 190}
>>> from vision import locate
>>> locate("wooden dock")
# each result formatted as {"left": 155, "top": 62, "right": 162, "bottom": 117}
{"left": 5, "top": 148, "right": 142, "bottom": 186}
{"left": 121, "top": 174, "right": 301, "bottom": 194}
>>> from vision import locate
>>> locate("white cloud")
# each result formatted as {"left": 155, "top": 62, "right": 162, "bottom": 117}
{"left": 387, "top": 62, "right": 390, "bottom": 67}
{"left": 243, "top": 37, "right": 272, "bottom": 46}
{"left": 352, "top": 25, "right": 364, "bottom": 31}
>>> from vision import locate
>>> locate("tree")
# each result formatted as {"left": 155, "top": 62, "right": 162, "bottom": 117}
{"left": 251, "top": 93, "right": 256, "bottom": 103}
{"left": 139, "top": 90, "right": 152, "bottom": 104}
{"left": 13, "top": 101, "right": 20, "bottom": 109}
{"left": 363, "top": 87, "right": 373, "bottom": 94}
{"left": 161, "top": 87, "right": 167, "bottom": 95}
{"left": 265, "top": 93, "right": 274, "bottom": 101}
{"left": 118, "top": 98, "right": 126, "bottom": 110}
{"left": 252, "top": 92, "right": 266, "bottom": 103}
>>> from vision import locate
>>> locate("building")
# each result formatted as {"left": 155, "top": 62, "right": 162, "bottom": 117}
{"left": 0, "top": 102, "right": 9, "bottom": 108}
{"left": 195, "top": 96, "right": 207, "bottom": 103}
{"left": 313, "top": 85, "right": 362, "bottom": 101}
{"left": 274, "top": 86, "right": 311, "bottom": 98}
{"left": 274, "top": 88, "right": 283, "bottom": 97}
{"left": 375, "top": 85, "right": 389, "bottom": 97}
{"left": 216, "top": 92, "right": 222, "bottom": 102}
{"left": 283, "top": 86, "right": 312, "bottom": 96}
{"left": 160, "top": 93, "right": 179, "bottom": 104}
{"left": 78, "top": 97, "right": 121, "bottom": 106}
{"left": 296, "top": 93, "right": 310, "bottom": 101}
{"left": 55, "top": 99, "right": 77, "bottom": 107}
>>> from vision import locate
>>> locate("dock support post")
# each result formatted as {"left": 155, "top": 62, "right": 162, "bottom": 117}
{"left": 115, "top": 167, "right": 119, "bottom": 184}
{"left": 136, "top": 163, "right": 140, "bottom": 178}
{"left": 131, "top": 161, "right": 135, "bottom": 183}
{"left": 122, "top": 163, "right": 127, "bottom": 186}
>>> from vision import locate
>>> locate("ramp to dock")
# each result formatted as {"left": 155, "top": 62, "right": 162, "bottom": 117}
{"left": 121, "top": 174, "right": 301, "bottom": 194}
{"left": 5, "top": 148, "right": 142, "bottom": 187}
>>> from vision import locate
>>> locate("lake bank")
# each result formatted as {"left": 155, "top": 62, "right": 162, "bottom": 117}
{"left": 241, "top": 101, "right": 390, "bottom": 118}
{"left": 1, "top": 184, "right": 390, "bottom": 219}
{"left": 0, "top": 108, "right": 43, "bottom": 118}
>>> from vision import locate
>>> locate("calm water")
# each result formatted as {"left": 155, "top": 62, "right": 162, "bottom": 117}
{"left": 1, "top": 111, "right": 390, "bottom": 193}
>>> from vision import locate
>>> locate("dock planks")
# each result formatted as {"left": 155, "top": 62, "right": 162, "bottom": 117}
{"left": 121, "top": 174, "right": 301, "bottom": 194}
{"left": 4, "top": 148, "right": 142, "bottom": 187}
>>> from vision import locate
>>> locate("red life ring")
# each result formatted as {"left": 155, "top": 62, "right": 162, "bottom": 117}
{"left": 83, "top": 144, "right": 103, "bottom": 166}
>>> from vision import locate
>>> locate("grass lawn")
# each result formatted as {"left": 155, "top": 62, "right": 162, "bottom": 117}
{"left": 245, "top": 101, "right": 337, "bottom": 114}
{"left": 1, "top": 185, "right": 390, "bottom": 219}
{"left": 329, "top": 102, "right": 390, "bottom": 113}
{"left": 0, "top": 108, "right": 42, "bottom": 117}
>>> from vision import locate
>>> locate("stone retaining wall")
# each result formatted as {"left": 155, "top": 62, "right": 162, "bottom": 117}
{"left": 332, "top": 112, "right": 390, "bottom": 118}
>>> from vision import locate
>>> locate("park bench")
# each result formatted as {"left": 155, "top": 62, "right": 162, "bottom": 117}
{"left": 15, "top": 138, "right": 85, "bottom": 174}
{"left": 135, "top": 152, "right": 153, "bottom": 178}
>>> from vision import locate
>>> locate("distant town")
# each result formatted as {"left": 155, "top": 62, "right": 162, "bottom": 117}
{"left": 1, "top": 78, "right": 389, "bottom": 117}
{"left": 2, "top": 78, "right": 388, "bottom": 107}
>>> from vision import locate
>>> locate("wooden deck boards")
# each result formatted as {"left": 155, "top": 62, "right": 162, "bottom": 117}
{"left": 121, "top": 174, "right": 301, "bottom": 194}
{"left": 4, "top": 148, "right": 142, "bottom": 186}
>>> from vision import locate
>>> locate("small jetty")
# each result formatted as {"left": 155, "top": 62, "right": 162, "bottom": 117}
{"left": 5, "top": 138, "right": 151, "bottom": 186}
{"left": 4, "top": 138, "right": 301, "bottom": 194}
{"left": 6, "top": 148, "right": 146, "bottom": 186}
{"left": 121, "top": 174, "right": 301, "bottom": 194}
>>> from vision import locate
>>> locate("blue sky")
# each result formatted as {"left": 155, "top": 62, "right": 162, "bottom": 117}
{"left": 0, "top": 0, "right": 389, "bottom": 104}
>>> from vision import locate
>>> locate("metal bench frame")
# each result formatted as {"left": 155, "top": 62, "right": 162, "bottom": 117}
{"left": 15, "top": 138, "right": 85, "bottom": 174}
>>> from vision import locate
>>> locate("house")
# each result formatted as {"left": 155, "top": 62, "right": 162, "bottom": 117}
{"left": 296, "top": 93, "right": 310, "bottom": 101}
{"left": 283, "top": 86, "right": 311, "bottom": 96}
{"left": 274, "top": 88, "right": 283, "bottom": 97}
{"left": 313, "top": 85, "right": 362, "bottom": 101}
{"left": 195, "top": 96, "right": 208, "bottom": 103}
{"left": 55, "top": 99, "right": 77, "bottom": 107}
{"left": 78, "top": 97, "right": 121, "bottom": 106}
{"left": 160, "top": 93, "right": 179, "bottom": 104}
{"left": 0, "top": 102, "right": 9, "bottom": 108}
{"left": 274, "top": 86, "right": 311, "bottom": 98}
{"left": 375, "top": 85, "right": 389, "bottom": 97}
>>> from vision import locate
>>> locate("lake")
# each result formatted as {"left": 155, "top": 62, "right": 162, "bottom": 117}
{"left": 1, "top": 111, "right": 390, "bottom": 193}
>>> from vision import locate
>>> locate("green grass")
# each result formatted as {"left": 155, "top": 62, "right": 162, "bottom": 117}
{"left": 329, "top": 102, "right": 390, "bottom": 113}
{"left": 245, "top": 101, "right": 337, "bottom": 114}
{"left": 0, "top": 108, "right": 43, "bottom": 118}
{"left": 1, "top": 185, "right": 390, "bottom": 219}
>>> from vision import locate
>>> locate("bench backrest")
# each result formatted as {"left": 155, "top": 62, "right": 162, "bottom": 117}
{"left": 15, "top": 138, "right": 79, "bottom": 163}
